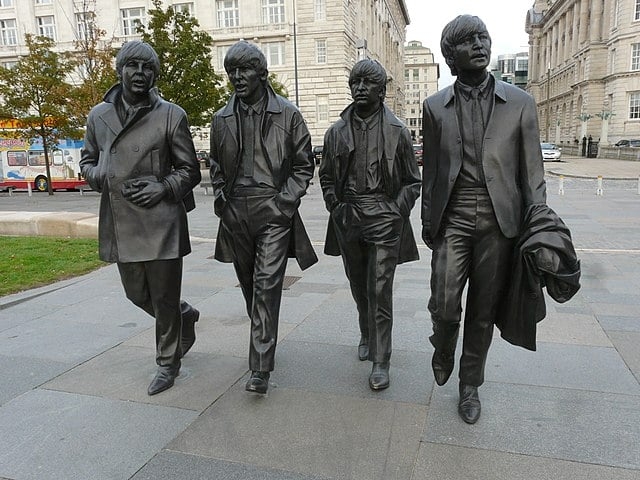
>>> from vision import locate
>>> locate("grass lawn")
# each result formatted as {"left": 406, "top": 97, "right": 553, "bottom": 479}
{"left": 0, "top": 236, "right": 105, "bottom": 297}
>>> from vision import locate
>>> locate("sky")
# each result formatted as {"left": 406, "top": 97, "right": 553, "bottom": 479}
{"left": 404, "top": 0, "right": 535, "bottom": 88}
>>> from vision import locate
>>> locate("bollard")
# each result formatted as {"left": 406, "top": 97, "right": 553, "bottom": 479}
{"left": 558, "top": 175, "right": 565, "bottom": 195}
{"left": 596, "top": 175, "right": 603, "bottom": 196}
{"left": 27, "top": 181, "right": 32, "bottom": 197}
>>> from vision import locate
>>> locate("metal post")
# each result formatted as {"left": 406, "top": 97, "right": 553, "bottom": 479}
{"left": 558, "top": 175, "right": 565, "bottom": 195}
{"left": 596, "top": 175, "right": 603, "bottom": 196}
{"left": 27, "top": 181, "right": 32, "bottom": 197}
{"left": 292, "top": 0, "right": 299, "bottom": 107}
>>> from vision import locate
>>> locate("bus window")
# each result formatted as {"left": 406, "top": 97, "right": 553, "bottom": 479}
{"left": 52, "top": 150, "right": 63, "bottom": 166}
{"left": 28, "top": 151, "right": 46, "bottom": 166}
{"left": 7, "top": 150, "right": 27, "bottom": 166}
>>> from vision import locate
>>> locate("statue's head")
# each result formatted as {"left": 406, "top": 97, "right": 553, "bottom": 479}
{"left": 224, "top": 41, "right": 269, "bottom": 104}
{"left": 348, "top": 59, "right": 387, "bottom": 113}
{"left": 440, "top": 15, "right": 491, "bottom": 77}
{"left": 115, "top": 41, "right": 160, "bottom": 98}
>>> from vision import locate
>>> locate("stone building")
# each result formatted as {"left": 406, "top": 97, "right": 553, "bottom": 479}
{"left": 0, "top": 0, "right": 410, "bottom": 148}
{"left": 526, "top": 0, "right": 640, "bottom": 147}
{"left": 403, "top": 40, "right": 439, "bottom": 142}
{"left": 492, "top": 52, "right": 529, "bottom": 90}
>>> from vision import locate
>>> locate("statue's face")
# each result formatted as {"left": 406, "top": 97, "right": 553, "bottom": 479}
{"left": 349, "top": 75, "right": 383, "bottom": 111}
{"left": 226, "top": 62, "right": 267, "bottom": 105}
{"left": 121, "top": 58, "right": 155, "bottom": 97}
{"left": 452, "top": 30, "right": 491, "bottom": 74}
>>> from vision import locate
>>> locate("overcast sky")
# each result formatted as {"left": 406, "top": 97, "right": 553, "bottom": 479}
{"left": 404, "top": 0, "right": 534, "bottom": 88}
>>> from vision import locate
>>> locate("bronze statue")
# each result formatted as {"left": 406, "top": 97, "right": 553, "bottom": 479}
{"left": 421, "top": 15, "right": 547, "bottom": 423}
{"left": 320, "top": 59, "right": 421, "bottom": 391}
{"left": 209, "top": 41, "right": 317, "bottom": 394}
{"left": 80, "top": 41, "right": 202, "bottom": 396}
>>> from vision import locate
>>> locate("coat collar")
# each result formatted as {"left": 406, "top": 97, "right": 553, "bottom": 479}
{"left": 219, "top": 83, "right": 282, "bottom": 118}
{"left": 99, "top": 84, "right": 162, "bottom": 137}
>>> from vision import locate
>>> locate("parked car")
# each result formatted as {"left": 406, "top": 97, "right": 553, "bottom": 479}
{"left": 196, "top": 150, "right": 210, "bottom": 167}
{"left": 540, "top": 142, "right": 562, "bottom": 162}
{"left": 312, "top": 145, "right": 323, "bottom": 165}
{"left": 412, "top": 144, "right": 423, "bottom": 166}
{"left": 615, "top": 139, "right": 640, "bottom": 147}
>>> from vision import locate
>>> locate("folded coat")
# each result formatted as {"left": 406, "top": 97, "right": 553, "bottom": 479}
{"left": 495, "top": 203, "right": 581, "bottom": 351}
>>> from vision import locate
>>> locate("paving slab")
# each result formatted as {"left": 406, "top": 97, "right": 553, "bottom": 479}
{"left": 596, "top": 315, "right": 640, "bottom": 332}
{"left": 43, "top": 345, "right": 248, "bottom": 411}
{"left": 424, "top": 381, "right": 640, "bottom": 470}
{"left": 413, "top": 443, "right": 640, "bottom": 480}
{"left": 132, "top": 450, "right": 331, "bottom": 479}
{"left": 485, "top": 341, "right": 640, "bottom": 394}
{"left": 0, "top": 389, "right": 197, "bottom": 480}
{"left": 169, "top": 383, "right": 427, "bottom": 480}
{"left": 0, "top": 353, "right": 70, "bottom": 406}
{"left": 534, "top": 310, "right": 612, "bottom": 346}
{"left": 274, "top": 339, "right": 433, "bottom": 404}
{"left": 607, "top": 330, "right": 640, "bottom": 383}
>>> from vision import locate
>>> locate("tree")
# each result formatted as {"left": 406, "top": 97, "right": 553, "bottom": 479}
{"left": 137, "top": 0, "right": 225, "bottom": 126}
{"left": 67, "top": 1, "right": 118, "bottom": 126}
{"left": 0, "top": 34, "right": 80, "bottom": 195}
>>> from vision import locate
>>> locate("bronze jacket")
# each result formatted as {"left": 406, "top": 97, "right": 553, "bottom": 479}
{"left": 209, "top": 84, "right": 317, "bottom": 270}
{"left": 320, "top": 103, "right": 421, "bottom": 264}
{"left": 421, "top": 79, "right": 547, "bottom": 240}
{"left": 80, "top": 85, "right": 201, "bottom": 263}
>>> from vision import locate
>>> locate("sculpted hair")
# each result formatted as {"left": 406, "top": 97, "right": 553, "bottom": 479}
{"left": 440, "top": 15, "right": 491, "bottom": 76}
{"left": 349, "top": 59, "right": 387, "bottom": 99}
{"left": 224, "top": 41, "right": 269, "bottom": 80}
{"left": 115, "top": 41, "right": 161, "bottom": 77}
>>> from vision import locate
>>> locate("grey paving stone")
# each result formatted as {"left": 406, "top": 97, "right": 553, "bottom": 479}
{"left": 0, "top": 389, "right": 197, "bottom": 480}
{"left": 424, "top": 381, "right": 640, "bottom": 470}
{"left": 0, "top": 314, "right": 143, "bottom": 364}
{"left": 486, "top": 341, "right": 640, "bottom": 395}
{"left": 169, "top": 384, "right": 427, "bottom": 480}
{"left": 44, "top": 345, "right": 248, "bottom": 411}
{"left": 131, "top": 451, "right": 330, "bottom": 480}
{"left": 0, "top": 353, "right": 70, "bottom": 406}
{"left": 590, "top": 303, "right": 640, "bottom": 317}
{"left": 274, "top": 340, "right": 433, "bottom": 404}
{"left": 413, "top": 443, "right": 640, "bottom": 480}
{"left": 607, "top": 330, "right": 640, "bottom": 383}
{"left": 534, "top": 311, "right": 611, "bottom": 347}
{"left": 597, "top": 315, "right": 640, "bottom": 332}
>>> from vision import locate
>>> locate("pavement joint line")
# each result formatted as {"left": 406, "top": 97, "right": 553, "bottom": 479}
{"left": 576, "top": 248, "right": 640, "bottom": 254}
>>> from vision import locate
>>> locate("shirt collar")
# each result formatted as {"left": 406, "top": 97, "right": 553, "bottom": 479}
{"left": 455, "top": 74, "right": 493, "bottom": 101}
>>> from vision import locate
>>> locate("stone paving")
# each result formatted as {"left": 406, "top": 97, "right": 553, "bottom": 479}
{"left": 0, "top": 159, "right": 639, "bottom": 479}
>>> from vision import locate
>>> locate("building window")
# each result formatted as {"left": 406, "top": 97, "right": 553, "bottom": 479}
{"left": 262, "top": 0, "right": 285, "bottom": 24}
{"left": 636, "top": 0, "right": 640, "bottom": 21}
{"left": 0, "top": 0, "right": 13, "bottom": 7}
{"left": 316, "top": 95, "right": 329, "bottom": 123}
{"left": 263, "top": 42, "right": 284, "bottom": 66}
{"left": 629, "top": 92, "right": 640, "bottom": 119}
{"left": 316, "top": 39, "right": 327, "bottom": 64}
{"left": 37, "top": 15, "right": 56, "bottom": 40}
{"left": 314, "top": 0, "right": 325, "bottom": 20}
{"left": 2, "top": 61, "right": 17, "bottom": 69}
{"left": 632, "top": 44, "right": 640, "bottom": 70}
{"left": 216, "top": 0, "right": 238, "bottom": 27}
{"left": 75, "top": 12, "right": 95, "bottom": 41}
{"left": 121, "top": 7, "right": 145, "bottom": 37}
{"left": 0, "top": 18, "right": 17, "bottom": 45}
{"left": 35, "top": 0, "right": 52, "bottom": 4}
{"left": 172, "top": 2, "right": 193, "bottom": 15}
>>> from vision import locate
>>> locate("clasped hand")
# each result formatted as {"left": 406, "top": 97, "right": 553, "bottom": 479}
{"left": 122, "top": 178, "right": 166, "bottom": 208}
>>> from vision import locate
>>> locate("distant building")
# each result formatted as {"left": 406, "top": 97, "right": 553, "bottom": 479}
{"left": 491, "top": 52, "right": 529, "bottom": 90}
{"left": 0, "top": 0, "right": 410, "bottom": 149}
{"left": 404, "top": 40, "right": 439, "bottom": 142}
{"left": 526, "top": 0, "right": 640, "bottom": 146}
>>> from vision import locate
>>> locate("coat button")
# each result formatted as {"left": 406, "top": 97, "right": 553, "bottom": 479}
{"left": 110, "top": 147, "right": 116, "bottom": 154}
{"left": 133, "top": 146, "right": 139, "bottom": 152}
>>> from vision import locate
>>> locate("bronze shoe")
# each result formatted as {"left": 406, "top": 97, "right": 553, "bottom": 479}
{"left": 458, "top": 383, "right": 481, "bottom": 424}
{"left": 148, "top": 365, "right": 180, "bottom": 396}
{"left": 181, "top": 308, "right": 200, "bottom": 357}
{"left": 245, "top": 371, "right": 270, "bottom": 394}
{"left": 358, "top": 336, "right": 369, "bottom": 361}
{"left": 431, "top": 350, "right": 454, "bottom": 386}
{"left": 368, "top": 362, "right": 390, "bottom": 390}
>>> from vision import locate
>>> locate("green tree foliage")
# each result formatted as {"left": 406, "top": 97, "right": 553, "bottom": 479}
{"left": 68, "top": 3, "right": 118, "bottom": 125}
{"left": 0, "top": 34, "right": 80, "bottom": 195}
{"left": 137, "top": 0, "right": 225, "bottom": 126}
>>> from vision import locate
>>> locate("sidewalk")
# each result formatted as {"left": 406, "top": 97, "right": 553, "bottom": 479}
{"left": 0, "top": 171, "right": 639, "bottom": 479}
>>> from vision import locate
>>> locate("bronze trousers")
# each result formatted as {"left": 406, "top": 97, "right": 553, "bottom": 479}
{"left": 428, "top": 189, "right": 514, "bottom": 386}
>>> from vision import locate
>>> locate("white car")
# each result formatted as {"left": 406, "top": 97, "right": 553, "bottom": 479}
{"left": 540, "top": 142, "right": 562, "bottom": 162}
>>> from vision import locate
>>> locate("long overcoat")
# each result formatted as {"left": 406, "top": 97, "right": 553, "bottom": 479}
{"left": 208, "top": 84, "right": 317, "bottom": 271}
{"left": 320, "top": 103, "right": 421, "bottom": 264}
{"left": 80, "top": 85, "right": 201, "bottom": 263}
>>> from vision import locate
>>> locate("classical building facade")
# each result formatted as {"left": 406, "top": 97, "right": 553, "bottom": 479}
{"left": 403, "top": 40, "right": 439, "bottom": 142}
{"left": 526, "top": 0, "right": 640, "bottom": 146}
{"left": 0, "top": 0, "right": 410, "bottom": 148}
